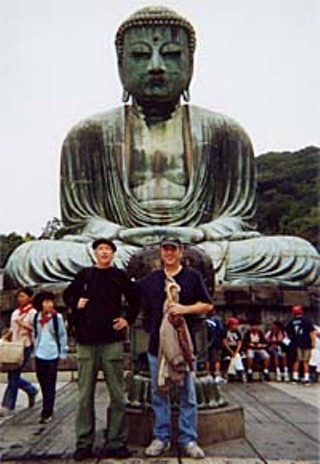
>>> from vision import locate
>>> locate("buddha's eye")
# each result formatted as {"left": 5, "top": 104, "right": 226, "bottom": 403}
{"left": 131, "top": 50, "right": 151, "bottom": 59}
{"left": 161, "top": 43, "right": 182, "bottom": 57}
{"left": 130, "top": 44, "right": 151, "bottom": 59}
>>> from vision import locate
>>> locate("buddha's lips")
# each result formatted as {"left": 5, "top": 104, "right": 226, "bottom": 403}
{"left": 148, "top": 76, "right": 166, "bottom": 86}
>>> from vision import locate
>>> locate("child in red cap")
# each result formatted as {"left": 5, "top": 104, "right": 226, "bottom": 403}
{"left": 286, "top": 306, "right": 316, "bottom": 384}
{"left": 223, "top": 318, "right": 246, "bottom": 382}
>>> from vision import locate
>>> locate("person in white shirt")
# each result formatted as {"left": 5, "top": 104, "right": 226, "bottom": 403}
{"left": 0, "top": 287, "right": 38, "bottom": 416}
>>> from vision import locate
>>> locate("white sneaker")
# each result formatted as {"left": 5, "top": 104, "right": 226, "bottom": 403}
{"left": 302, "top": 378, "right": 311, "bottom": 386}
{"left": 283, "top": 372, "right": 290, "bottom": 382}
{"left": 183, "top": 441, "right": 205, "bottom": 459}
{"left": 145, "top": 438, "right": 170, "bottom": 457}
{"left": 215, "top": 375, "right": 227, "bottom": 384}
{"left": 276, "top": 372, "right": 282, "bottom": 382}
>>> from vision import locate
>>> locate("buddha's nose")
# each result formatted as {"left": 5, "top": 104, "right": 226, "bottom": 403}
{"left": 148, "top": 50, "right": 166, "bottom": 73}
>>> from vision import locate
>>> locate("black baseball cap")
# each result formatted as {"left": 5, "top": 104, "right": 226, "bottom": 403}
{"left": 160, "top": 237, "right": 182, "bottom": 248}
{"left": 92, "top": 238, "right": 117, "bottom": 252}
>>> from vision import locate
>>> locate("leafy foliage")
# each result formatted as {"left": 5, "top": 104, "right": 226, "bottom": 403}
{"left": 256, "top": 146, "right": 319, "bottom": 250}
{"left": 0, "top": 217, "right": 69, "bottom": 268}
{"left": 0, "top": 232, "right": 35, "bottom": 268}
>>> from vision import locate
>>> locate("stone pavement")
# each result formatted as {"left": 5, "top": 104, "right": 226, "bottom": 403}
{"left": 0, "top": 373, "right": 319, "bottom": 463}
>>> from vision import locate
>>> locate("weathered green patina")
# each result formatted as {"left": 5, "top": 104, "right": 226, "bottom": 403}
{"left": 5, "top": 6, "right": 319, "bottom": 287}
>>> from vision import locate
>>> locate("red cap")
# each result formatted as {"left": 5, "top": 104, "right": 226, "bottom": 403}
{"left": 227, "top": 317, "right": 239, "bottom": 327}
{"left": 292, "top": 305, "right": 304, "bottom": 316}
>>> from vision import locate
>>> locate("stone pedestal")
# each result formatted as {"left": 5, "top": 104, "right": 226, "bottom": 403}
{"left": 127, "top": 403, "right": 245, "bottom": 446}
{"left": 126, "top": 371, "right": 244, "bottom": 446}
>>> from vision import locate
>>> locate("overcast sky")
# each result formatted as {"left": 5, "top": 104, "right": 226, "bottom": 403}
{"left": 0, "top": 0, "right": 319, "bottom": 236}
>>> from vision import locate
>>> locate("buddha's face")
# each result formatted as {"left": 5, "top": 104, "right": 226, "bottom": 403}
{"left": 119, "top": 25, "right": 193, "bottom": 104}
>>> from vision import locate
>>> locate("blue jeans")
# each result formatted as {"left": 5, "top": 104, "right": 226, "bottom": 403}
{"left": 1, "top": 346, "right": 38, "bottom": 410}
{"left": 147, "top": 352, "right": 198, "bottom": 445}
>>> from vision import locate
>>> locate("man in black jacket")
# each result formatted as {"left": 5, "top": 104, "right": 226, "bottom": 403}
{"left": 63, "top": 238, "right": 139, "bottom": 461}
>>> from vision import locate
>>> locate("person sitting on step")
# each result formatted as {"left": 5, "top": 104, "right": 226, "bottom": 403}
{"left": 222, "top": 317, "right": 247, "bottom": 382}
{"left": 243, "top": 322, "right": 270, "bottom": 382}
{"left": 265, "top": 320, "right": 290, "bottom": 382}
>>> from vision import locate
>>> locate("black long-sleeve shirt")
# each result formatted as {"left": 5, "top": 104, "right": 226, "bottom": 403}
{"left": 63, "top": 266, "right": 140, "bottom": 345}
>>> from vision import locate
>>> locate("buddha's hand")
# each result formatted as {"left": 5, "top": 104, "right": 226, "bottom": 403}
{"left": 63, "top": 218, "right": 124, "bottom": 242}
{"left": 200, "top": 220, "right": 261, "bottom": 241}
{"left": 229, "top": 231, "right": 261, "bottom": 241}
{"left": 118, "top": 226, "right": 205, "bottom": 246}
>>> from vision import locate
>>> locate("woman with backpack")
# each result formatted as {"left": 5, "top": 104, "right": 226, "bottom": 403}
{"left": 33, "top": 291, "right": 68, "bottom": 423}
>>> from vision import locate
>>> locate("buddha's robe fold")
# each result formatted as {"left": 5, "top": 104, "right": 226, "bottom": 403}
{"left": 60, "top": 105, "right": 256, "bottom": 233}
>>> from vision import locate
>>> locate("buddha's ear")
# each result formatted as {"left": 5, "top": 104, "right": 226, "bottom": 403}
{"left": 117, "top": 56, "right": 126, "bottom": 85}
{"left": 182, "top": 63, "right": 194, "bottom": 102}
{"left": 117, "top": 62, "right": 130, "bottom": 102}
{"left": 182, "top": 88, "right": 190, "bottom": 102}
{"left": 122, "top": 88, "right": 130, "bottom": 103}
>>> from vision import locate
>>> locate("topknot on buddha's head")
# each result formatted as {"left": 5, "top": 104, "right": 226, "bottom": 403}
{"left": 115, "top": 6, "right": 196, "bottom": 61}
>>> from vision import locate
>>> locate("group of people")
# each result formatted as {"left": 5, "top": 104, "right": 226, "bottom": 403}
{"left": 0, "top": 287, "right": 68, "bottom": 424}
{"left": 62, "top": 236, "right": 214, "bottom": 460}
{"left": 0, "top": 236, "right": 318, "bottom": 461}
{"left": 1, "top": 236, "right": 213, "bottom": 461}
{"left": 207, "top": 306, "right": 318, "bottom": 385}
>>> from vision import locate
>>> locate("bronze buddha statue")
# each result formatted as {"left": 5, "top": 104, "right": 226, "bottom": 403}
{"left": 5, "top": 6, "right": 319, "bottom": 287}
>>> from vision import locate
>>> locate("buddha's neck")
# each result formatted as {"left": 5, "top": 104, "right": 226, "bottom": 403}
{"left": 132, "top": 98, "right": 180, "bottom": 125}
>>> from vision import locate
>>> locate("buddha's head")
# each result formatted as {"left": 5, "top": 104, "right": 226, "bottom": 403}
{"left": 115, "top": 6, "right": 196, "bottom": 106}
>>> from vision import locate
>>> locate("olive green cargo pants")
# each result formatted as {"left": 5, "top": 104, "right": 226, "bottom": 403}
{"left": 75, "top": 342, "right": 127, "bottom": 450}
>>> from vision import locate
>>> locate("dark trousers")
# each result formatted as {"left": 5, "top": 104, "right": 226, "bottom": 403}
{"left": 35, "top": 357, "right": 59, "bottom": 419}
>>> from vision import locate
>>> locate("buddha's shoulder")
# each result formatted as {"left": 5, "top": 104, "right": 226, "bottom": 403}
{"left": 64, "top": 107, "right": 124, "bottom": 138}
{"left": 189, "top": 105, "right": 250, "bottom": 137}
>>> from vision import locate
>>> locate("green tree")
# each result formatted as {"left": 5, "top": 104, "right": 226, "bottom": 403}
{"left": 256, "top": 146, "right": 319, "bottom": 250}
{"left": 0, "top": 232, "right": 35, "bottom": 268}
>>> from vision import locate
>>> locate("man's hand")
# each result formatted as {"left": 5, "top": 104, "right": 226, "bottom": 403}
{"left": 167, "top": 303, "right": 187, "bottom": 316}
{"left": 16, "top": 319, "right": 32, "bottom": 331}
{"left": 113, "top": 317, "right": 128, "bottom": 331}
{"left": 168, "top": 301, "right": 212, "bottom": 316}
{"left": 77, "top": 298, "right": 89, "bottom": 309}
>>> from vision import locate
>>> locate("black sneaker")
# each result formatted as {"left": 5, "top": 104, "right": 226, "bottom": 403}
{"left": 247, "top": 372, "right": 253, "bottom": 382}
{"left": 28, "top": 389, "right": 39, "bottom": 408}
{"left": 99, "top": 445, "right": 133, "bottom": 459}
{"left": 263, "top": 372, "right": 271, "bottom": 382}
{"left": 73, "top": 446, "right": 92, "bottom": 461}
